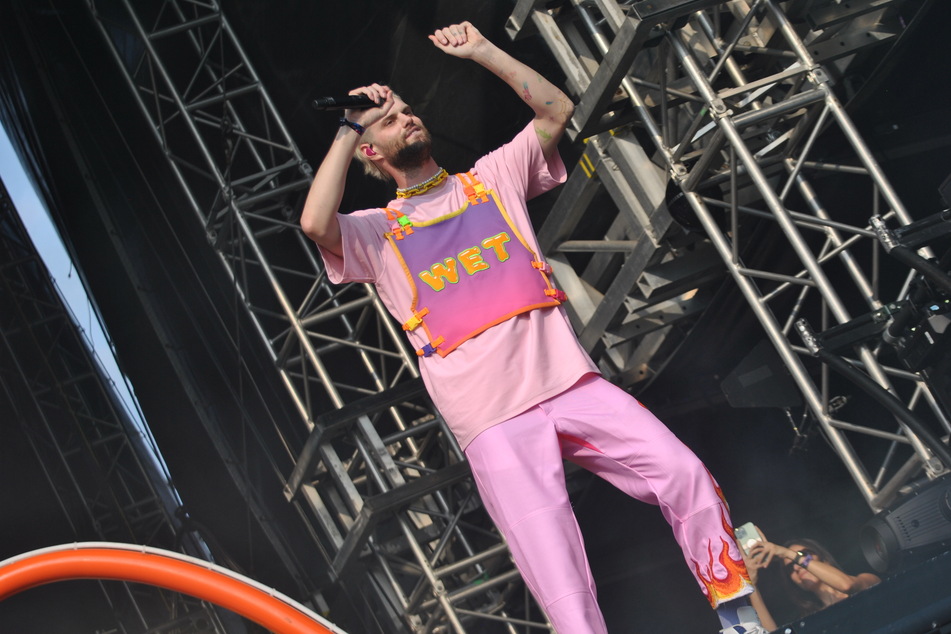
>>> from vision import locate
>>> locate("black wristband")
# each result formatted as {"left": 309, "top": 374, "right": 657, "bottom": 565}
{"left": 339, "top": 117, "right": 365, "bottom": 135}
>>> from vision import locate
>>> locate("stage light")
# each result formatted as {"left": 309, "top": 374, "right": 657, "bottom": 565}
{"left": 861, "top": 473, "right": 951, "bottom": 573}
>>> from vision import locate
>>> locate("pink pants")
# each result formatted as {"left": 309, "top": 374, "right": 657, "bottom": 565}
{"left": 465, "top": 374, "right": 751, "bottom": 633}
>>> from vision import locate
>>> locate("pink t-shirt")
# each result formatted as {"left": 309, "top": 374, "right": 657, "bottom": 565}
{"left": 318, "top": 123, "right": 598, "bottom": 448}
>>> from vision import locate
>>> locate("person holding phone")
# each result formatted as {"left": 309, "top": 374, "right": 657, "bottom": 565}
{"left": 738, "top": 527, "right": 881, "bottom": 627}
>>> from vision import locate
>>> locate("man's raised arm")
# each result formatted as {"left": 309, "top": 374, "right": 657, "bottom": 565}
{"left": 299, "top": 84, "right": 394, "bottom": 256}
{"left": 428, "top": 22, "right": 574, "bottom": 160}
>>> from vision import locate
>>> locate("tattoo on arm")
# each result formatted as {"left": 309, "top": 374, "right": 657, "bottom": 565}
{"left": 522, "top": 81, "right": 532, "bottom": 102}
{"left": 535, "top": 125, "right": 552, "bottom": 141}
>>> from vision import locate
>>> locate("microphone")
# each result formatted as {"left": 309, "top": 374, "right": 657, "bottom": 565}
{"left": 311, "top": 94, "right": 379, "bottom": 111}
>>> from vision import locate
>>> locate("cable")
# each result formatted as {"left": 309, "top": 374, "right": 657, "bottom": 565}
{"left": 814, "top": 347, "right": 951, "bottom": 470}
{"left": 887, "top": 245, "right": 951, "bottom": 295}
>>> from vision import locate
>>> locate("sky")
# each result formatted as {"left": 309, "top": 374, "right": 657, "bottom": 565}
{"left": 0, "top": 121, "right": 169, "bottom": 475}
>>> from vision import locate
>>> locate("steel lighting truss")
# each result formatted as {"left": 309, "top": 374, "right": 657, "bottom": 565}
{"left": 86, "top": 1, "right": 549, "bottom": 631}
{"left": 508, "top": 0, "right": 949, "bottom": 512}
{"left": 1, "top": 179, "right": 225, "bottom": 632}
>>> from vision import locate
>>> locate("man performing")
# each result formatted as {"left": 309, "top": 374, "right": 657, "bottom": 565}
{"left": 301, "top": 21, "right": 765, "bottom": 634}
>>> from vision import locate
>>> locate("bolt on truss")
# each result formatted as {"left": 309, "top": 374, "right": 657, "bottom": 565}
{"left": 86, "top": 0, "right": 550, "bottom": 631}
{"left": 508, "top": 0, "right": 949, "bottom": 512}
{"left": 1, "top": 178, "right": 227, "bottom": 632}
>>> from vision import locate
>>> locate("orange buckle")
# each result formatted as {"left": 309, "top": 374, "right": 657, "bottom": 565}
{"left": 532, "top": 261, "right": 553, "bottom": 274}
{"left": 545, "top": 288, "right": 568, "bottom": 302}
{"left": 402, "top": 308, "right": 430, "bottom": 331}
{"left": 457, "top": 172, "right": 490, "bottom": 204}
{"left": 468, "top": 184, "right": 489, "bottom": 204}
{"left": 391, "top": 223, "right": 415, "bottom": 240}
{"left": 387, "top": 209, "right": 414, "bottom": 238}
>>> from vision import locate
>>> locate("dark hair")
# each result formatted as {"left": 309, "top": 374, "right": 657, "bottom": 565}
{"left": 778, "top": 537, "right": 841, "bottom": 617}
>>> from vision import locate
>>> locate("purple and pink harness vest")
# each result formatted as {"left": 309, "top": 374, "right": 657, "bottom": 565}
{"left": 384, "top": 172, "right": 566, "bottom": 358}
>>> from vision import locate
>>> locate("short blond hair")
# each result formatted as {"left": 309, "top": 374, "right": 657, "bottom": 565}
{"left": 352, "top": 90, "right": 408, "bottom": 182}
{"left": 353, "top": 135, "right": 393, "bottom": 183}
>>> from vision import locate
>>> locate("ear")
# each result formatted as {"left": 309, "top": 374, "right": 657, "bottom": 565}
{"left": 362, "top": 144, "right": 377, "bottom": 157}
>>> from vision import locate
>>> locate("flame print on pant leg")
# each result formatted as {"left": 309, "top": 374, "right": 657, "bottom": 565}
{"left": 694, "top": 508, "right": 753, "bottom": 608}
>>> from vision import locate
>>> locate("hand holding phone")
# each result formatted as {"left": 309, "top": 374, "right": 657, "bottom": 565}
{"left": 734, "top": 522, "right": 764, "bottom": 556}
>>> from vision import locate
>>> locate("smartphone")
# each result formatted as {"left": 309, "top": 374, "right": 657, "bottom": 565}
{"left": 734, "top": 522, "right": 764, "bottom": 555}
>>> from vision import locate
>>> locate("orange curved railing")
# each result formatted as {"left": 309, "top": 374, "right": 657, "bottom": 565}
{"left": 0, "top": 543, "right": 344, "bottom": 634}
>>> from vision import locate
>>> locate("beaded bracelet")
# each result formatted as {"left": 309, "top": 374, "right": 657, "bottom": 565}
{"left": 339, "top": 117, "right": 365, "bottom": 135}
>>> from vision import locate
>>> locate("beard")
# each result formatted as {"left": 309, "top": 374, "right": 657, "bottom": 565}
{"left": 388, "top": 130, "right": 432, "bottom": 171}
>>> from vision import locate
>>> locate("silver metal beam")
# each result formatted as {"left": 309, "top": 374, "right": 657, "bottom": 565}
{"left": 509, "top": 0, "right": 948, "bottom": 512}
{"left": 86, "top": 0, "right": 550, "bottom": 630}
{"left": 1, "top": 178, "right": 226, "bottom": 633}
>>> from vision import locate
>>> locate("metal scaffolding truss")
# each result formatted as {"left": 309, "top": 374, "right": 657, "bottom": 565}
{"left": 0, "top": 178, "right": 226, "bottom": 632}
{"left": 508, "top": 0, "right": 950, "bottom": 512}
{"left": 86, "top": 1, "right": 548, "bottom": 631}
